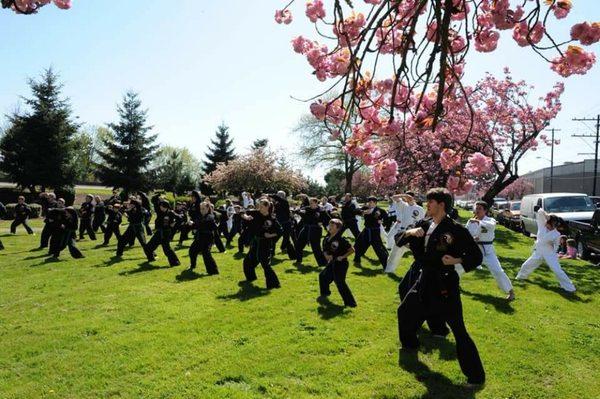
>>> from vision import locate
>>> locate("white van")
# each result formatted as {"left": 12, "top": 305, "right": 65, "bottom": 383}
{"left": 520, "top": 193, "right": 595, "bottom": 236}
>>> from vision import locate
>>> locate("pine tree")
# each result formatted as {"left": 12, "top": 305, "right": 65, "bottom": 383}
{"left": 202, "top": 123, "right": 236, "bottom": 176}
{"left": 251, "top": 138, "right": 269, "bottom": 150}
{"left": 0, "top": 68, "right": 79, "bottom": 193}
{"left": 96, "top": 91, "right": 159, "bottom": 194}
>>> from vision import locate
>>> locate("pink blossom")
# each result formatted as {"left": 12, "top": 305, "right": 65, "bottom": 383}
{"left": 464, "top": 152, "right": 492, "bottom": 176}
{"left": 275, "top": 9, "right": 293, "bottom": 25}
{"left": 513, "top": 22, "right": 545, "bottom": 47}
{"left": 571, "top": 22, "right": 600, "bottom": 46}
{"left": 306, "top": 0, "right": 326, "bottom": 23}
{"left": 551, "top": 45, "right": 596, "bottom": 77}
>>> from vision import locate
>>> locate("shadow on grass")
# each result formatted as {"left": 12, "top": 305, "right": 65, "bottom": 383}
{"left": 386, "top": 272, "right": 403, "bottom": 284}
{"left": 419, "top": 331, "right": 457, "bottom": 362}
{"left": 118, "top": 261, "right": 163, "bottom": 276}
{"left": 217, "top": 281, "right": 271, "bottom": 302}
{"left": 233, "top": 251, "right": 246, "bottom": 260}
{"left": 316, "top": 296, "right": 348, "bottom": 320}
{"left": 398, "top": 350, "right": 480, "bottom": 399}
{"left": 352, "top": 261, "right": 383, "bottom": 277}
{"left": 460, "top": 289, "right": 515, "bottom": 314}
{"left": 285, "top": 262, "right": 321, "bottom": 275}
{"left": 174, "top": 268, "right": 210, "bottom": 282}
{"left": 24, "top": 253, "right": 51, "bottom": 260}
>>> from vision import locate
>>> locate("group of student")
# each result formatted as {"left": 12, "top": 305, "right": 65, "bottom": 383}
{"left": 0, "top": 186, "right": 581, "bottom": 387}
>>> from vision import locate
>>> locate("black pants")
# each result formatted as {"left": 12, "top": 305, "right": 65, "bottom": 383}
{"left": 144, "top": 215, "right": 153, "bottom": 236}
{"left": 51, "top": 230, "right": 84, "bottom": 259}
{"left": 319, "top": 260, "right": 356, "bottom": 306}
{"left": 40, "top": 222, "right": 53, "bottom": 248}
{"left": 342, "top": 219, "right": 361, "bottom": 239}
{"left": 103, "top": 223, "right": 121, "bottom": 245}
{"left": 397, "top": 273, "right": 485, "bottom": 384}
{"left": 117, "top": 224, "right": 146, "bottom": 256}
{"left": 226, "top": 222, "right": 239, "bottom": 245}
{"left": 0, "top": 238, "right": 4, "bottom": 250}
{"left": 92, "top": 215, "right": 106, "bottom": 233}
{"left": 237, "top": 229, "right": 250, "bottom": 253}
{"left": 178, "top": 224, "right": 191, "bottom": 244}
{"left": 145, "top": 229, "right": 180, "bottom": 266}
{"left": 354, "top": 227, "right": 388, "bottom": 268}
{"left": 295, "top": 225, "right": 326, "bottom": 266}
{"left": 244, "top": 238, "right": 280, "bottom": 288}
{"left": 79, "top": 218, "right": 96, "bottom": 240}
{"left": 276, "top": 220, "right": 296, "bottom": 259}
{"left": 189, "top": 232, "right": 218, "bottom": 274}
{"left": 11, "top": 218, "right": 33, "bottom": 234}
{"left": 213, "top": 229, "right": 225, "bottom": 252}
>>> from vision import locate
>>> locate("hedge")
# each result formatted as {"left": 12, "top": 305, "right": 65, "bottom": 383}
{"left": 2, "top": 203, "right": 42, "bottom": 220}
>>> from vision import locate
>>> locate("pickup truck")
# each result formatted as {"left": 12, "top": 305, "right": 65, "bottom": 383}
{"left": 569, "top": 209, "right": 600, "bottom": 260}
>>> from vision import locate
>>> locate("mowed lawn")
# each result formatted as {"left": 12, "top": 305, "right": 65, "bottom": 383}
{"left": 1, "top": 216, "right": 599, "bottom": 399}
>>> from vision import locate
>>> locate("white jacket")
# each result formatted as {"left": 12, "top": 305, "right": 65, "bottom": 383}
{"left": 534, "top": 208, "right": 561, "bottom": 254}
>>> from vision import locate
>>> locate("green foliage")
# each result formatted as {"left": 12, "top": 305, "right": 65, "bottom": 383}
{"left": 202, "top": 123, "right": 236, "bottom": 176}
{"left": 251, "top": 138, "right": 269, "bottom": 150}
{"left": 324, "top": 168, "right": 345, "bottom": 195}
{"left": 304, "top": 177, "right": 327, "bottom": 197}
{"left": 95, "top": 91, "right": 159, "bottom": 195}
{"left": 0, "top": 68, "right": 79, "bottom": 192}
{"left": 153, "top": 146, "right": 201, "bottom": 195}
{"left": 0, "top": 214, "right": 598, "bottom": 398}
{"left": 2, "top": 203, "right": 41, "bottom": 219}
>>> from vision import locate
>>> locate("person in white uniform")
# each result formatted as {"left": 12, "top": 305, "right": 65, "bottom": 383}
{"left": 516, "top": 208, "right": 576, "bottom": 293}
{"left": 385, "top": 193, "right": 425, "bottom": 273}
{"left": 464, "top": 201, "right": 515, "bottom": 301}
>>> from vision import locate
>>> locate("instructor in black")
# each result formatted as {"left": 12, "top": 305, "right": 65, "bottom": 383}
{"left": 396, "top": 188, "right": 485, "bottom": 386}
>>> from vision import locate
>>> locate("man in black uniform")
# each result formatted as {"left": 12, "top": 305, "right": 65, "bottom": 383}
{"left": 269, "top": 191, "right": 296, "bottom": 259}
{"left": 188, "top": 201, "right": 219, "bottom": 274}
{"left": 319, "top": 218, "right": 357, "bottom": 307}
{"left": 340, "top": 193, "right": 361, "bottom": 239}
{"left": 92, "top": 196, "right": 106, "bottom": 233}
{"left": 78, "top": 194, "right": 96, "bottom": 240}
{"left": 102, "top": 203, "right": 122, "bottom": 246}
{"left": 106, "top": 189, "right": 121, "bottom": 206}
{"left": 116, "top": 198, "right": 147, "bottom": 257}
{"left": 39, "top": 193, "right": 59, "bottom": 249}
{"left": 241, "top": 199, "right": 282, "bottom": 289}
{"left": 144, "top": 198, "right": 181, "bottom": 267}
{"left": 396, "top": 188, "right": 485, "bottom": 386}
{"left": 11, "top": 196, "right": 34, "bottom": 235}
{"left": 354, "top": 196, "right": 388, "bottom": 268}
{"left": 294, "top": 198, "right": 330, "bottom": 266}
{"left": 50, "top": 207, "right": 84, "bottom": 259}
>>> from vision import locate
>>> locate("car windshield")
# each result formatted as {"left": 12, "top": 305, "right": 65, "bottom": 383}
{"left": 511, "top": 202, "right": 521, "bottom": 211}
{"left": 544, "top": 196, "right": 595, "bottom": 213}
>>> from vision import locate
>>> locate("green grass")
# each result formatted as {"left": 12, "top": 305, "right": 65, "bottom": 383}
{"left": 1, "top": 214, "right": 599, "bottom": 399}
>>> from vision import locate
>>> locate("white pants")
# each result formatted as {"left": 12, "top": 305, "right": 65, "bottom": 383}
{"left": 478, "top": 245, "right": 513, "bottom": 294}
{"left": 385, "top": 245, "right": 408, "bottom": 273}
{"left": 386, "top": 222, "right": 406, "bottom": 250}
{"left": 517, "top": 249, "right": 576, "bottom": 292}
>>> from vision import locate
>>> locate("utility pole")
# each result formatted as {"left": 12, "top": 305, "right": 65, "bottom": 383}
{"left": 545, "top": 128, "right": 559, "bottom": 193}
{"left": 573, "top": 115, "right": 600, "bottom": 196}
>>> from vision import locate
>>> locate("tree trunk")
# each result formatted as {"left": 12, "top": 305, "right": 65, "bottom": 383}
{"left": 482, "top": 175, "right": 519, "bottom": 205}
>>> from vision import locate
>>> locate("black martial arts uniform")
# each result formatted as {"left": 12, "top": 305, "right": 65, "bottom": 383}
{"left": 340, "top": 200, "right": 361, "bottom": 239}
{"left": 103, "top": 206, "right": 122, "bottom": 245}
{"left": 294, "top": 206, "right": 330, "bottom": 266}
{"left": 0, "top": 202, "right": 6, "bottom": 250}
{"left": 78, "top": 201, "right": 96, "bottom": 240}
{"left": 319, "top": 232, "right": 357, "bottom": 307}
{"left": 51, "top": 208, "right": 84, "bottom": 259}
{"left": 354, "top": 206, "right": 388, "bottom": 268}
{"left": 395, "top": 216, "right": 485, "bottom": 385}
{"left": 189, "top": 211, "right": 219, "bottom": 274}
{"left": 116, "top": 201, "right": 147, "bottom": 257}
{"left": 144, "top": 204, "right": 181, "bottom": 267}
{"left": 213, "top": 207, "right": 228, "bottom": 253}
{"left": 243, "top": 210, "right": 282, "bottom": 289}
{"left": 40, "top": 198, "right": 60, "bottom": 249}
{"left": 269, "top": 194, "right": 296, "bottom": 259}
{"left": 139, "top": 192, "right": 153, "bottom": 236}
{"left": 92, "top": 201, "right": 106, "bottom": 233}
{"left": 11, "top": 202, "right": 34, "bottom": 234}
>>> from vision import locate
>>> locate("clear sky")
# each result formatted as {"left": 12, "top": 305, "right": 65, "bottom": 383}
{"left": 1, "top": 0, "right": 599, "bottom": 183}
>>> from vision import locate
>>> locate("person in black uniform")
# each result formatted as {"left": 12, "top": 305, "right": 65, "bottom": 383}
{"left": 106, "top": 189, "right": 121, "bottom": 206}
{"left": 78, "top": 194, "right": 96, "bottom": 240}
{"left": 354, "top": 196, "right": 388, "bottom": 268}
{"left": 139, "top": 192, "right": 153, "bottom": 236}
{"left": 269, "top": 191, "right": 296, "bottom": 259}
{"left": 237, "top": 204, "right": 255, "bottom": 254}
{"left": 396, "top": 188, "right": 485, "bottom": 386}
{"left": 294, "top": 197, "right": 330, "bottom": 266}
{"left": 340, "top": 193, "right": 361, "bottom": 239}
{"left": 319, "top": 218, "right": 357, "bottom": 307}
{"left": 188, "top": 201, "right": 219, "bottom": 274}
{"left": 226, "top": 205, "right": 243, "bottom": 247}
{"left": 173, "top": 202, "right": 190, "bottom": 245}
{"left": 11, "top": 196, "right": 34, "bottom": 235}
{"left": 116, "top": 198, "right": 147, "bottom": 257}
{"left": 144, "top": 197, "right": 181, "bottom": 267}
{"left": 241, "top": 198, "right": 282, "bottom": 289}
{"left": 102, "top": 203, "right": 122, "bottom": 246}
{"left": 39, "top": 193, "right": 59, "bottom": 249}
{"left": 213, "top": 206, "right": 228, "bottom": 253}
{"left": 50, "top": 207, "right": 84, "bottom": 259}
{"left": 92, "top": 196, "right": 106, "bottom": 233}
{"left": 0, "top": 201, "right": 6, "bottom": 250}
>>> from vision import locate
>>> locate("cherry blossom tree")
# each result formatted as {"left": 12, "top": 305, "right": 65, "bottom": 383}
{"left": 204, "top": 148, "right": 307, "bottom": 195}
{"left": 500, "top": 177, "right": 534, "bottom": 200}
{"left": 275, "top": 0, "right": 599, "bottom": 188}
{"left": 2, "top": 0, "right": 71, "bottom": 14}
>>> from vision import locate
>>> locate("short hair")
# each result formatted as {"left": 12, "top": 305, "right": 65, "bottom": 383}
{"left": 474, "top": 201, "right": 489, "bottom": 211}
{"left": 18, "top": 195, "right": 25, "bottom": 201}
{"left": 405, "top": 191, "right": 416, "bottom": 198}
{"left": 547, "top": 215, "right": 562, "bottom": 228}
{"left": 309, "top": 197, "right": 319, "bottom": 204}
{"left": 426, "top": 188, "right": 453, "bottom": 212}
{"left": 367, "top": 196, "right": 378, "bottom": 202}
{"left": 329, "top": 218, "right": 344, "bottom": 229}
{"left": 566, "top": 239, "right": 577, "bottom": 247}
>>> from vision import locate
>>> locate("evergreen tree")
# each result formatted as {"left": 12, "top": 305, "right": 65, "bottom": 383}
{"left": 251, "top": 138, "right": 269, "bottom": 150}
{"left": 202, "top": 123, "right": 236, "bottom": 176}
{"left": 96, "top": 91, "right": 158, "bottom": 194}
{"left": 0, "top": 68, "right": 79, "bottom": 193}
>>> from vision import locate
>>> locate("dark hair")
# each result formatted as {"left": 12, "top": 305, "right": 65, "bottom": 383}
{"left": 547, "top": 215, "right": 562, "bottom": 228}
{"left": 566, "top": 239, "right": 576, "bottom": 247}
{"left": 329, "top": 218, "right": 344, "bottom": 229}
{"left": 426, "top": 188, "right": 453, "bottom": 212}
{"left": 405, "top": 191, "right": 416, "bottom": 198}
{"left": 475, "top": 200, "right": 489, "bottom": 211}
{"left": 367, "top": 196, "right": 378, "bottom": 202}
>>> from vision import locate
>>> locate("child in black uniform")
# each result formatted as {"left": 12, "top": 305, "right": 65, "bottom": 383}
{"left": 319, "top": 219, "right": 357, "bottom": 307}
{"left": 11, "top": 196, "right": 34, "bottom": 235}
{"left": 145, "top": 198, "right": 181, "bottom": 267}
{"left": 78, "top": 194, "right": 96, "bottom": 240}
{"left": 188, "top": 201, "right": 219, "bottom": 274}
{"left": 51, "top": 207, "right": 84, "bottom": 259}
{"left": 102, "top": 203, "right": 122, "bottom": 246}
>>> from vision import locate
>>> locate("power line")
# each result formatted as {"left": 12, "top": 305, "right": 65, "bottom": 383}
{"left": 572, "top": 115, "right": 600, "bottom": 195}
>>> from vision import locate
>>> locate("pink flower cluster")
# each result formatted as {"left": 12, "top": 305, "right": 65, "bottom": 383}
{"left": 464, "top": 152, "right": 493, "bottom": 176}
{"left": 551, "top": 0, "right": 572, "bottom": 20}
{"left": 372, "top": 159, "right": 398, "bottom": 186}
{"left": 275, "top": 9, "right": 293, "bottom": 25}
{"left": 11, "top": 0, "right": 71, "bottom": 13}
{"left": 292, "top": 36, "right": 350, "bottom": 81}
{"left": 306, "top": 0, "right": 325, "bottom": 23}
{"left": 551, "top": 45, "right": 596, "bottom": 77}
{"left": 571, "top": 22, "right": 600, "bottom": 46}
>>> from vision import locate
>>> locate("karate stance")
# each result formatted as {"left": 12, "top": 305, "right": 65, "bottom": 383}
{"left": 386, "top": 193, "right": 425, "bottom": 273}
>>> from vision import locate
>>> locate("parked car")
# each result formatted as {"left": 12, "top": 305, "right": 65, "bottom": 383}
{"left": 521, "top": 193, "right": 596, "bottom": 236}
{"left": 500, "top": 201, "right": 521, "bottom": 230}
{"left": 568, "top": 209, "right": 600, "bottom": 260}
{"left": 491, "top": 200, "right": 510, "bottom": 220}
{"left": 590, "top": 196, "right": 600, "bottom": 208}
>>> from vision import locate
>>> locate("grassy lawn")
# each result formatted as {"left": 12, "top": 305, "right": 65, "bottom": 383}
{"left": 1, "top": 215, "right": 599, "bottom": 398}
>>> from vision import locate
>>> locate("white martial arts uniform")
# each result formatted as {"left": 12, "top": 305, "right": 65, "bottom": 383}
{"left": 226, "top": 205, "right": 235, "bottom": 231}
{"left": 516, "top": 209, "right": 576, "bottom": 292}
{"left": 464, "top": 216, "right": 513, "bottom": 294}
{"left": 385, "top": 199, "right": 425, "bottom": 273}
{"left": 242, "top": 193, "right": 253, "bottom": 209}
